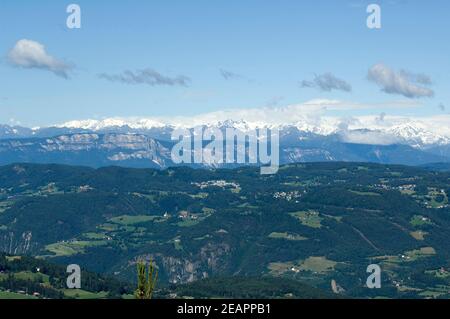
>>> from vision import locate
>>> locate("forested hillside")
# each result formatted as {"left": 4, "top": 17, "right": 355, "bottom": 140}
{"left": 0, "top": 162, "right": 449, "bottom": 298}
{"left": 0, "top": 253, "right": 131, "bottom": 299}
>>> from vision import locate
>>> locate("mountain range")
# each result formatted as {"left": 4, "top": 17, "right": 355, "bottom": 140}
{"left": 1, "top": 117, "right": 449, "bottom": 168}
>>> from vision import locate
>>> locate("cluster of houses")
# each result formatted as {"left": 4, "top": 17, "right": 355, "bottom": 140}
{"left": 373, "top": 183, "right": 412, "bottom": 191}
{"left": 192, "top": 180, "right": 240, "bottom": 190}
{"left": 397, "top": 184, "right": 416, "bottom": 192}
{"left": 273, "top": 191, "right": 303, "bottom": 202}
{"left": 178, "top": 210, "right": 199, "bottom": 220}
{"left": 77, "top": 185, "right": 93, "bottom": 193}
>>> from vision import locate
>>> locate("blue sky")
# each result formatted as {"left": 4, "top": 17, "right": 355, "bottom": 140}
{"left": 0, "top": 0, "right": 449, "bottom": 127}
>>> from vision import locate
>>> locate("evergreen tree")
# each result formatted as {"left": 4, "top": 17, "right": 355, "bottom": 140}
{"left": 135, "top": 259, "right": 158, "bottom": 299}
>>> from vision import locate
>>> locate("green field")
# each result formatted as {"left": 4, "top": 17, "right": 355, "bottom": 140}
{"left": 177, "top": 218, "right": 201, "bottom": 227}
{"left": 410, "top": 215, "right": 433, "bottom": 227}
{"left": 0, "top": 291, "right": 37, "bottom": 299}
{"left": 0, "top": 271, "right": 50, "bottom": 284}
{"left": 289, "top": 211, "right": 323, "bottom": 228}
{"left": 109, "top": 215, "right": 157, "bottom": 225}
{"left": 45, "top": 240, "right": 108, "bottom": 257}
{"left": 62, "top": 289, "right": 109, "bottom": 299}
{"left": 380, "top": 247, "right": 437, "bottom": 265}
{"left": 82, "top": 232, "right": 108, "bottom": 240}
{"left": 298, "top": 256, "right": 338, "bottom": 273}
{"left": 349, "top": 190, "right": 381, "bottom": 196}
{"left": 268, "top": 256, "right": 338, "bottom": 275}
{"left": 268, "top": 232, "right": 307, "bottom": 241}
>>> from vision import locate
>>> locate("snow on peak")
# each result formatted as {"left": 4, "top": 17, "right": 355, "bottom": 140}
{"left": 387, "top": 123, "right": 450, "bottom": 146}
{"left": 58, "top": 118, "right": 167, "bottom": 130}
{"left": 53, "top": 99, "right": 450, "bottom": 147}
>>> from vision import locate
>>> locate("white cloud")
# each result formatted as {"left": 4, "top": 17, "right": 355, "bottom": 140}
{"left": 368, "top": 63, "right": 434, "bottom": 99}
{"left": 7, "top": 39, "right": 72, "bottom": 78}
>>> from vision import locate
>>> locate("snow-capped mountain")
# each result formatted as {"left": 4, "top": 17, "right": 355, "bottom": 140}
{"left": 387, "top": 123, "right": 450, "bottom": 147}
{"left": 53, "top": 115, "right": 450, "bottom": 147}
{"left": 0, "top": 113, "right": 449, "bottom": 169}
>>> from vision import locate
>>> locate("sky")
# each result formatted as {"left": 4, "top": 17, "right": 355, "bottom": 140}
{"left": 0, "top": 0, "right": 449, "bottom": 127}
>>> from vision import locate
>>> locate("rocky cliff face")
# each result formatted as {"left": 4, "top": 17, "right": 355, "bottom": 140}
{"left": 0, "top": 231, "right": 36, "bottom": 255}
{"left": 133, "top": 243, "right": 231, "bottom": 284}
{"left": 0, "top": 133, "right": 172, "bottom": 169}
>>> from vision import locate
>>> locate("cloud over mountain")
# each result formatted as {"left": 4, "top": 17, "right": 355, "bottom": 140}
{"left": 368, "top": 64, "right": 434, "bottom": 98}
{"left": 7, "top": 39, "right": 73, "bottom": 78}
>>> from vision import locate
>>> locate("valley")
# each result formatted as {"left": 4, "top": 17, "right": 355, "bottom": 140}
{"left": 0, "top": 162, "right": 449, "bottom": 298}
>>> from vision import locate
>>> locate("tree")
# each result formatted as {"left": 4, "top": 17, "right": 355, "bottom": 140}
{"left": 135, "top": 259, "right": 158, "bottom": 299}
